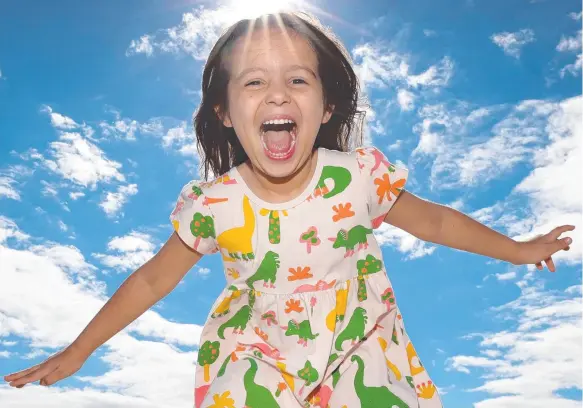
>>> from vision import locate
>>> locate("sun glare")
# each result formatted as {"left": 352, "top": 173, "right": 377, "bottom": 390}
{"left": 226, "top": 0, "right": 302, "bottom": 20}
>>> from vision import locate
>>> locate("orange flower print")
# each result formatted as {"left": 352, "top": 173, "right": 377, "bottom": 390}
{"left": 374, "top": 173, "right": 406, "bottom": 205}
{"left": 332, "top": 202, "right": 355, "bottom": 222}
{"left": 285, "top": 299, "right": 304, "bottom": 314}
{"left": 207, "top": 390, "right": 235, "bottom": 408}
{"left": 276, "top": 382, "right": 288, "bottom": 397}
{"left": 254, "top": 327, "right": 269, "bottom": 342}
{"left": 288, "top": 266, "right": 313, "bottom": 281}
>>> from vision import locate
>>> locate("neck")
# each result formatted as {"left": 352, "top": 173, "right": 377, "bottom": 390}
{"left": 242, "top": 149, "right": 319, "bottom": 204}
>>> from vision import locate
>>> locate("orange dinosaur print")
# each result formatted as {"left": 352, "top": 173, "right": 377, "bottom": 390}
{"left": 332, "top": 202, "right": 355, "bottom": 222}
{"left": 202, "top": 196, "right": 228, "bottom": 206}
{"left": 374, "top": 173, "right": 406, "bottom": 205}
{"left": 288, "top": 266, "right": 313, "bottom": 281}
{"left": 285, "top": 299, "right": 304, "bottom": 313}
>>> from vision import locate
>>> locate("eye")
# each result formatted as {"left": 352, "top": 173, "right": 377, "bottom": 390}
{"left": 291, "top": 78, "right": 307, "bottom": 85}
{"left": 245, "top": 80, "right": 262, "bottom": 87}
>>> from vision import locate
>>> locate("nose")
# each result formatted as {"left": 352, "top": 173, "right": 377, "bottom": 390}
{"left": 265, "top": 80, "right": 291, "bottom": 106}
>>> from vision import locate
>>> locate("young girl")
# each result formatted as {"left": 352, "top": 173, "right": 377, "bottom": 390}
{"left": 4, "top": 11, "right": 574, "bottom": 408}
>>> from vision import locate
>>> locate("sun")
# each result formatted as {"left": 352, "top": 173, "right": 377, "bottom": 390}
{"left": 225, "top": 0, "right": 304, "bottom": 20}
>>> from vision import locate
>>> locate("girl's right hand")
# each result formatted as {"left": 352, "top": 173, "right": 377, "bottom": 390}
{"left": 3, "top": 344, "right": 89, "bottom": 388}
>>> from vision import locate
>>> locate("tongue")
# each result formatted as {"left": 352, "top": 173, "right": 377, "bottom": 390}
{"left": 262, "top": 130, "right": 293, "bottom": 153}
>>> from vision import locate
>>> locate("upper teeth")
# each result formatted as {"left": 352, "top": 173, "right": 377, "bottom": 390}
{"left": 262, "top": 119, "right": 295, "bottom": 125}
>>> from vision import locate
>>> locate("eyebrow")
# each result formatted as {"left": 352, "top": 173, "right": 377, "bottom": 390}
{"left": 235, "top": 65, "right": 318, "bottom": 81}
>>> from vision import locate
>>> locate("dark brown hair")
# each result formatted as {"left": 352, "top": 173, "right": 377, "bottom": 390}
{"left": 194, "top": 11, "right": 366, "bottom": 180}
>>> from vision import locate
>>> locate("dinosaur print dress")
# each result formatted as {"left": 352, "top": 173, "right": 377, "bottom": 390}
{"left": 170, "top": 146, "right": 443, "bottom": 408}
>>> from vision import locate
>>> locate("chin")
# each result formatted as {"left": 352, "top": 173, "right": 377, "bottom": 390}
{"left": 256, "top": 144, "right": 312, "bottom": 179}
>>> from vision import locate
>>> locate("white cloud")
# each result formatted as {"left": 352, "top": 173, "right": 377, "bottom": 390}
{"left": 41, "top": 105, "right": 79, "bottom": 130}
{"left": 490, "top": 29, "right": 535, "bottom": 58}
{"left": 126, "top": 7, "right": 238, "bottom": 60}
{"left": 468, "top": 95, "right": 582, "bottom": 265}
{"left": 412, "top": 99, "right": 562, "bottom": 190}
{"left": 38, "top": 132, "right": 125, "bottom": 189}
{"left": 352, "top": 43, "right": 454, "bottom": 92}
{"left": 99, "top": 114, "right": 163, "bottom": 142}
{"left": 374, "top": 222, "right": 437, "bottom": 259}
{"left": 556, "top": 29, "right": 582, "bottom": 78}
{"left": 495, "top": 271, "right": 517, "bottom": 281}
{"left": 93, "top": 231, "right": 156, "bottom": 273}
{"left": 569, "top": 11, "right": 582, "bottom": 21}
{"left": 448, "top": 281, "right": 582, "bottom": 407}
{"left": 69, "top": 191, "right": 85, "bottom": 200}
{"left": 162, "top": 123, "right": 199, "bottom": 157}
{"left": 0, "top": 218, "right": 202, "bottom": 407}
{"left": 99, "top": 184, "right": 138, "bottom": 217}
{"left": 0, "top": 176, "right": 20, "bottom": 200}
{"left": 126, "top": 35, "right": 154, "bottom": 57}
{"left": 423, "top": 29, "right": 437, "bottom": 37}
{"left": 397, "top": 88, "right": 415, "bottom": 111}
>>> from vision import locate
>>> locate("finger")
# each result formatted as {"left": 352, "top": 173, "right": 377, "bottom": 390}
{"left": 536, "top": 262, "right": 543, "bottom": 270}
{"left": 549, "top": 225, "right": 576, "bottom": 240}
{"left": 554, "top": 237, "right": 572, "bottom": 252}
{"left": 545, "top": 257, "right": 556, "bottom": 273}
{"left": 9, "top": 365, "right": 56, "bottom": 388}
{"left": 41, "top": 369, "right": 65, "bottom": 386}
{"left": 4, "top": 363, "right": 43, "bottom": 381}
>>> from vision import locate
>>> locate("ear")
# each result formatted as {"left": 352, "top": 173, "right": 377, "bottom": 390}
{"left": 214, "top": 105, "right": 233, "bottom": 128}
{"left": 322, "top": 104, "right": 335, "bottom": 124}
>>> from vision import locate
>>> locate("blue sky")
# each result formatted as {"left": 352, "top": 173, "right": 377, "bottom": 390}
{"left": 0, "top": 0, "right": 581, "bottom": 407}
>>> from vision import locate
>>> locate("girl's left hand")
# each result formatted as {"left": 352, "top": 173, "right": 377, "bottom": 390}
{"left": 514, "top": 225, "right": 575, "bottom": 272}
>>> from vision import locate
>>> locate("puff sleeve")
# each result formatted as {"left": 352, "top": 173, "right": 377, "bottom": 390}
{"left": 169, "top": 180, "right": 219, "bottom": 255}
{"left": 356, "top": 146, "right": 409, "bottom": 228}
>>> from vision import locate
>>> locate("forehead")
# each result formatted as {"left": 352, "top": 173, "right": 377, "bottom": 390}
{"left": 228, "top": 27, "right": 318, "bottom": 73}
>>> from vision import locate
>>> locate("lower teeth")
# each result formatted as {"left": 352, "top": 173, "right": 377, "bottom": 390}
{"left": 261, "top": 131, "right": 296, "bottom": 158}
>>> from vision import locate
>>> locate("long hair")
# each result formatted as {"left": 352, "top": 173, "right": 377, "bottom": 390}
{"left": 194, "top": 11, "right": 366, "bottom": 180}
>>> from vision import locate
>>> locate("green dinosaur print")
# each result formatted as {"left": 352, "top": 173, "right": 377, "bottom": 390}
{"left": 392, "top": 327, "right": 399, "bottom": 345}
{"left": 243, "top": 358, "right": 281, "bottom": 408}
{"left": 246, "top": 251, "right": 280, "bottom": 289}
{"left": 330, "top": 225, "right": 373, "bottom": 257}
{"left": 406, "top": 376, "right": 414, "bottom": 389}
{"left": 327, "top": 353, "right": 341, "bottom": 388}
{"left": 314, "top": 165, "right": 352, "bottom": 199}
{"left": 285, "top": 320, "right": 319, "bottom": 346}
{"left": 298, "top": 360, "right": 319, "bottom": 387}
{"left": 335, "top": 307, "right": 368, "bottom": 351}
{"left": 356, "top": 255, "right": 384, "bottom": 301}
{"left": 351, "top": 355, "right": 409, "bottom": 408}
{"left": 218, "top": 291, "right": 256, "bottom": 339}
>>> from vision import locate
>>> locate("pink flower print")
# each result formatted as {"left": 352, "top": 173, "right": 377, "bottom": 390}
{"left": 171, "top": 200, "right": 184, "bottom": 216}
{"left": 310, "top": 296, "right": 317, "bottom": 315}
{"left": 299, "top": 227, "right": 321, "bottom": 254}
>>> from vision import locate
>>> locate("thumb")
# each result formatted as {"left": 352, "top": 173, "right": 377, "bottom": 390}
{"left": 555, "top": 236, "right": 572, "bottom": 252}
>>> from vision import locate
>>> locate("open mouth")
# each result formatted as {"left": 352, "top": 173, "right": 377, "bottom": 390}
{"left": 260, "top": 119, "right": 297, "bottom": 160}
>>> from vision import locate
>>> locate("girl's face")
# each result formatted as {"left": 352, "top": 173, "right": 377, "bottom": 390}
{"left": 220, "top": 27, "right": 332, "bottom": 179}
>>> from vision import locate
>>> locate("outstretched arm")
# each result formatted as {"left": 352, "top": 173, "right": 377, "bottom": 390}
{"left": 384, "top": 190, "right": 574, "bottom": 271}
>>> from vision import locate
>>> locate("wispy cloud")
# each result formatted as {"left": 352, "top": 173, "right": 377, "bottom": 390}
{"left": 448, "top": 280, "right": 582, "bottom": 407}
{"left": 99, "top": 184, "right": 139, "bottom": 217}
{"left": 93, "top": 231, "right": 156, "bottom": 273}
{"left": 490, "top": 29, "right": 535, "bottom": 59}
{"left": 0, "top": 218, "right": 201, "bottom": 407}
{"left": 126, "top": 7, "right": 236, "bottom": 60}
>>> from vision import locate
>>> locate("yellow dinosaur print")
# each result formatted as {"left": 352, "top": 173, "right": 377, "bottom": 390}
{"left": 407, "top": 341, "right": 425, "bottom": 376}
{"left": 276, "top": 362, "right": 295, "bottom": 392}
{"left": 216, "top": 195, "right": 255, "bottom": 262}
{"left": 377, "top": 337, "right": 402, "bottom": 381}
{"left": 326, "top": 281, "right": 350, "bottom": 332}
{"left": 211, "top": 288, "right": 242, "bottom": 318}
